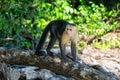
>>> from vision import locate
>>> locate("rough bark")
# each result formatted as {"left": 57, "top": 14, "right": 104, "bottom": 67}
{"left": 0, "top": 47, "right": 119, "bottom": 80}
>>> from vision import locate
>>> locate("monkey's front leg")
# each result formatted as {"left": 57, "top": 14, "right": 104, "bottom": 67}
{"left": 71, "top": 41, "right": 77, "bottom": 62}
{"left": 59, "top": 43, "right": 68, "bottom": 64}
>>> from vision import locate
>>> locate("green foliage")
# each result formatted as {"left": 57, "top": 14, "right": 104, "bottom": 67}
{"left": 76, "top": 2, "right": 119, "bottom": 36}
{"left": 92, "top": 38, "right": 120, "bottom": 49}
{"left": 0, "top": 0, "right": 120, "bottom": 49}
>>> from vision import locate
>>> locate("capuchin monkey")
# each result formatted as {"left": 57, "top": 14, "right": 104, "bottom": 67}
{"left": 35, "top": 20, "right": 78, "bottom": 63}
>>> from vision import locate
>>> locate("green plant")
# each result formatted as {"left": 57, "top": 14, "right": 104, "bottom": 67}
{"left": 0, "top": 0, "right": 119, "bottom": 49}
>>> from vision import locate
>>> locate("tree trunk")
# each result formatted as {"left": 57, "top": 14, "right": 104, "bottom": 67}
{"left": 0, "top": 47, "right": 119, "bottom": 80}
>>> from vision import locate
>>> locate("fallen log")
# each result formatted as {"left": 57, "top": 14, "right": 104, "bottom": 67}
{"left": 0, "top": 47, "right": 119, "bottom": 80}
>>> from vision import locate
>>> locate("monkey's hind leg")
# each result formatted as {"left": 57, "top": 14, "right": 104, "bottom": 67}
{"left": 46, "top": 36, "right": 57, "bottom": 57}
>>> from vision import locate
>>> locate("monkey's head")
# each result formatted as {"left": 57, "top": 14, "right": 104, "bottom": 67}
{"left": 65, "top": 24, "right": 77, "bottom": 35}
{"left": 35, "top": 49, "right": 47, "bottom": 56}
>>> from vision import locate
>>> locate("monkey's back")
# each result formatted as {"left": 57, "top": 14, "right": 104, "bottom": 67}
{"left": 47, "top": 20, "right": 70, "bottom": 38}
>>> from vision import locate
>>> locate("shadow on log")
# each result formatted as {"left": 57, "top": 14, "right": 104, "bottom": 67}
{"left": 0, "top": 63, "right": 7, "bottom": 80}
{"left": 0, "top": 47, "right": 119, "bottom": 80}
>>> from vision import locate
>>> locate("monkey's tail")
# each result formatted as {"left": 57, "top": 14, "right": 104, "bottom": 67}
{"left": 35, "top": 25, "right": 50, "bottom": 55}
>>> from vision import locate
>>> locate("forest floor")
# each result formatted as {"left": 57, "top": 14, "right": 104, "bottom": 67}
{"left": 79, "top": 32, "right": 120, "bottom": 78}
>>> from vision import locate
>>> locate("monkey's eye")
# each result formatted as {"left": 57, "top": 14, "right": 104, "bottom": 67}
{"left": 69, "top": 29, "right": 72, "bottom": 31}
{"left": 67, "top": 28, "right": 72, "bottom": 31}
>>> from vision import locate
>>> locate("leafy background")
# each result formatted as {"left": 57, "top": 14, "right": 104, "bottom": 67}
{"left": 0, "top": 0, "right": 120, "bottom": 49}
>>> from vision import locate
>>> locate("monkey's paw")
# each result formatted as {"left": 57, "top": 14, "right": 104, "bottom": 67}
{"left": 35, "top": 49, "right": 47, "bottom": 56}
{"left": 47, "top": 51, "right": 55, "bottom": 57}
{"left": 60, "top": 59, "right": 70, "bottom": 67}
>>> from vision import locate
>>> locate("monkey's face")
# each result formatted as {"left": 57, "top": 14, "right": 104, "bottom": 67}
{"left": 65, "top": 25, "right": 76, "bottom": 35}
